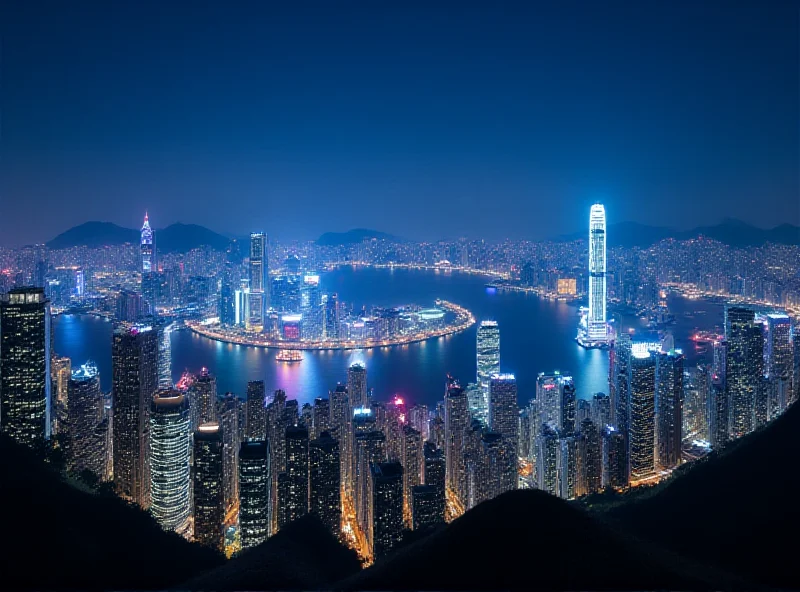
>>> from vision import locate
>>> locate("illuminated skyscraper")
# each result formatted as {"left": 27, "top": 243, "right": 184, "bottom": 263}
{"left": 726, "top": 307, "right": 763, "bottom": 438}
{"left": 489, "top": 373, "right": 519, "bottom": 493}
{"left": 476, "top": 320, "right": 500, "bottom": 415}
{"left": 588, "top": 204, "right": 608, "bottom": 341}
{"left": 347, "top": 363, "right": 368, "bottom": 409}
{"left": 576, "top": 418, "right": 602, "bottom": 496}
{"left": 422, "top": 441, "right": 446, "bottom": 523}
{"left": 602, "top": 425, "right": 628, "bottom": 489}
{"left": 193, "top": 367, "right": 218, "bottom": 425}
{"left": 0, "top": 287, "right": 51, "bottom": 451}
{"left": 51, "top": 355, "right": 71, "bottom": 437}
{"left": 239, "top": 440, "right": 270, "bottom": 549}
{"left": 218, "top": 393, "right": 242, "bottom": 511}
{"left": 309, "top": 431, "right": 341, "bottom": 537}
{"left": 655, "top": 351, "right": 684, "bottom": 471}
{"left": 557, "top": 435, "right": 577, "bottom": 500}
{"left": 535, "top": 423, "right": 559, "bottom": 495}
{"left": 113, "top": 322, "right": 158, "bottom": 508}
{"left": 245, "top": 380, "right": 266, "bottom": 441}
{"left": 140, "top": 212, "right": 155, "bottom": 273}
{"left": 67, "top": 361, "right": 106, "bottom": 478}
{"left": 629, "top": 349, "right": 656, "bottom": 480}
{"left": 248, "top": 232, "right": 268, "bottom": 331}
{"left": 765, "top": 313, "right": 793, "bottom": 417}
{"left": 150, "top": 390, "right": 191, "bottom": 533}
{"left": 401, "top": 425, "right": 423, "bottom": 521}
{"left": 193, "top": 423, "right": 224, "bottom": 551}
{"left": 444, "top": 380, "right": 469, "bottom": 507}
{"left": 156, "top": 321, "right": 172, "bottom": 390}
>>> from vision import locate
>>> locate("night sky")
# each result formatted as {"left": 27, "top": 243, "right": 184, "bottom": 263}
{"left": 2, "top": 1, "right": 798, "bottom": 245}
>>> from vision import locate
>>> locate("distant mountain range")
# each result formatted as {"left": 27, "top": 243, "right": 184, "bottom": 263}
{"left": 316, "top": 228, "right": 403, "bottom": 246}
{"left": 46, "top": 221, "right": 231, "bottom": 253}
{"left": 556, "top": 218, "right": 800, "bottom": 248}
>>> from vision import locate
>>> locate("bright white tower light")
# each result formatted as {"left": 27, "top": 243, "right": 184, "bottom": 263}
{"left": 588, "top": 204, "right": 607, "bottom": 340}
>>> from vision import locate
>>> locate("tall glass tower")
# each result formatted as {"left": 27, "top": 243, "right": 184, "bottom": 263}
{"left": 588, "top": 204, "right": 607, "bottom": 340}
{"left": 248, "top": 232, "right": 268, "bottom": 331}
{"left": 150, "top": 390, "right": 191, "bottom": 533}
{"left": 476, "top": 320, "right": 500, "bottom": 412}
{"left": 140, "top": 212, "right": 155, "bottom": 273}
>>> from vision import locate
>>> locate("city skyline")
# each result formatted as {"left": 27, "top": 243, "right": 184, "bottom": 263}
{"left": 2, "top": 2, "right": 798, "bottom": 246}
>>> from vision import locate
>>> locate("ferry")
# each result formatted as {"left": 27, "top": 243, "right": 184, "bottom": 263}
{"left": 275, "top": 349, "right": 303, "bottom": 363}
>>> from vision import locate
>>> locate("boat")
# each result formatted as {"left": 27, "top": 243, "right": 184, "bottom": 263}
{"left": 276, "top": 349, "right": 303, "bottom": 363}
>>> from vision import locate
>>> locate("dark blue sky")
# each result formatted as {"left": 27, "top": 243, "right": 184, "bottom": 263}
{"left": 2, "top": 1, "right": 798, "bottom": 245}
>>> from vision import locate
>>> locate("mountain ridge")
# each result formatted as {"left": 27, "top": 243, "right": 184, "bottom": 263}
{"left": 46, "top": 221, "right": 231, "bottom": 252}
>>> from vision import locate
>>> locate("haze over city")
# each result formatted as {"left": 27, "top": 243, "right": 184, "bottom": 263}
{"left": 2, "top": 1, "right": 798, "bottom": 246}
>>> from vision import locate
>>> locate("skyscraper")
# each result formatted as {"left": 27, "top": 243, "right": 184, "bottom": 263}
{"left": 67, "top": 361, "right": 106, "bottom": 478}
{"left": 51, "top": 355, "right": 71, "bottom": 437}
{"left": 347, "top": 363, "right": 368, "bottom": 409}
{"left": 488, "top": 373, "right": 519, "bottom": 493}
{"left": 421, "top": 441, "right": 446, "bottom": 521}
{"left": 150, "top": 390, "right": 191, "bottom": 533}
{"left": 239, "top": 440, "right": 270, "bottom": 549}
{"left": 602, "top": 425, "right": 628, "bottom": 489}
{"left": 368, "top": 461, "right": 404, "bottom": 561}
{"left": 193, "top": 367, "right": 218, "bottom": 425}
{"left": 576, "top": 418, "right": 602, "bottom": 496}
{"left": 245, "top": 380, "right": 266, "bottom": 441}
{"left": 444, "top": 379, "right": 469, "bottom": 507}
{"left": 278, "top": 425, "right": 309, "bottom": 529}
{"left": 655, "top": 350, "right": 684, "bottom": 471}
{"left": 476, "top": 320, "right": 500, "bottom": 416}
{"left": 156, "top": 321, "right": 173, "bottom": 390}
{"left": 193, "top": 423, "right": 224, "bottom": 551}
{"left": 588, "top": 204, "right": 608, "bottom": 341}
{"left": 309, "top": 431, "right": 341, "bottom": 538}
{"left": 629, "top": 349, "right": 656, "bottom": 480}
{"left": 726, "top": 307, "right": 763, "bottom": 438}
{"left": 0, "top": 287, "right": 51, "bottom": 451}
{"left": 113, "top": 322, "right": 158, "bottom": 508}
{"left": 248, "top": 232, "right": 268, "bottom": 332}
{"left": 557, "top": 435, "right": 577, "bottom": 500}
{"left": 218, "top": 393, "right": 242, "bottom": 511}
{"left": 140, "top": 212, "right": 155, "bottom": 274}
{"left": 401, "top": 425, "right": 423, "bottom": 522}
{"left": 411, "top": 485, "right": 440, "bottom": 531}
{"left": 535, "top": 423, "right": 559, "bottom": 495}
{"left": 765, "top": 313, "right": 793, "bottom": 417}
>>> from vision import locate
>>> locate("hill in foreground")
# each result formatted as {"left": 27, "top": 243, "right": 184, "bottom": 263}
{"left": 0, "top": 435, "right": 223, "bottom": 591}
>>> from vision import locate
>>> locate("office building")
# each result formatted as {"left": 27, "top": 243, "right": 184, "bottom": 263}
{"left": 476, "top": 320, "right": 500, "bottom": 419}
{"left": 629, "top": 349, "right": 656, "bottom": 480}
{"left": 193, "top": 423, "right": 224, "bottom": 551}
{"left": 311, "top": 397, "right": 330, "bottom": 440}
{"left": 411, "top": 485, "right": 440, "bottom": 531}
{"left": 557, "top": 436, "right": 578, "bottom": 500}
{"left": 150, "top": 390, "right": 191, "bottom": 533}
{"left": 708, "top": 378, "right": 729, "bottom": 449}
{"left": 51, "top": 355, "right": 71, "bottom": 437}
{"left": 656, "top": 351, "right": 684, "bottom": 471}
{"left": 354, "top": 428, "right": 386, "bottom": 536}
{"left": 309, "top": 431, "right": 341, "bottom": 537}
{"left": 765, "top": 313, "right": 794, "bottom": 417}
{"left": 218, "top": 393, "right": 242, "bottom": 511}
{"left": 347, "top": 363, "right": 368, "bottom": 409}
{"left": 0, "top": 288, "right": 51, "bottom": 451}
{"left": 113, "top": 322, "right": 158, "bottom": 508}
{"left": 536, "top": 372, "right": 576, "bottom": 435}
{"left": 401, "top": 425, "right": 423, "bottom": 522}
{"left": 156, "top": 321, "right": 172, "bottom": 390}
{"left": 602, "top": 425, "right": 628, "bottom": 489}
{"left": 67, "top": 361, "right": 106, "bottom": 477}
{"left": 409, "top": 403, "right": 430, "bottom": 442}
{"left": 576, "top": 418, "right": 602, "bottom": 496}
{"left": 368, "top": 461, "right": 404, "bottom": 561}
{"left": 422, "top": 441, "right": 446, "bottom": 524}
{"left": 726, "top": 307, "right": 764, "bottom": 438}
{"left": 239, "top": 440, "right": 270, "bottom": 549}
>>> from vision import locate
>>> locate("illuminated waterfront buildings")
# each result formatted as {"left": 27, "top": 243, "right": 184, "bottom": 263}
{"left": 239, "top": 440, "right": 270, "bottom": 549}
{"left": 629, "top": 349, "right": 656, "bottom": 480}
{"left": 113, "top": 322, "right": 158, "bottom": 508}
{"left": 476, "top": 320, "right": 500, "bottom": 416}
{"left": 309, "top": 431, "right": 341, "bottom": 537}
{"left": 149, "top": 390, "right": 191, "bottom": 533}
{"left": 0, "top": 287, "right": 51, "bottom": 451}
{"left": 67, "top": 361, "right": 107, "bottom": 477}
{"left": 193, "top": 423, "right": 225, "bottom": 551}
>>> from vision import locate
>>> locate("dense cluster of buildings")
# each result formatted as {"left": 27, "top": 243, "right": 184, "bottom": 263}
{"left": 1, "top": 206, "right": 798, "bottom": 563}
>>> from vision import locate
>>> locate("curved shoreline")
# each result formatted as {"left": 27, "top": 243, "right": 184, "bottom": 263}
{"left": 187, "top": 300, "right": 476, "bottom": 351}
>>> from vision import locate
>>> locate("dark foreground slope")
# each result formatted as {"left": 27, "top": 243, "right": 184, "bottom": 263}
{"left": 0, "top": 436, "right": 223, "bottom": 591}
{"left": 341, "top": 489, "right": 745, "bottom": 591}
{"left": 609, "top": 402, "right": 800, "bottom": 590}
{"left": 179, "top": 515, "right": 361, "bottom": 590}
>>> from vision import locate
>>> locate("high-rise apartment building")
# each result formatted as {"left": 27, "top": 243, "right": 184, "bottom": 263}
{"left": 245, "top": 380, "right": 266, "bottom": 441}
{"left": 0, "top": 287, "right": 51, "bottom": 451}
{"left": 655, "top": 351, "right": 684, "bottom": 471}
{"left": 726, "top": 307, "right": 763, "bottom": 438}
{"left": 422, "top": 441, "right": 446, "bottom": 524}
{"left": 309, "top": 431, "right": 341, "bottom": 537}
{"left": 193, "top": 368, "right": 218, "bottom": 425}
{"left": 218, "top": 393, "right": 242, "bottom": 511}
{"left": 67, "top": 361, "right": 106, "bottom": 477}
{"left": 193, "top": 423, "right": 224, "bottom": 551}
{"left": 150, "top": 390, "right": 191, "bottom": 533}
{"left": 239, "top": 440, "right": 270, "bottom": 549}
{"left": 444, "top": 379, "right": 469, "bottom": 507}
{"left": 368, "top": 461, "right": 404, "bottom": 561}
{"left": 278, "top": 425, "right": 309, "bottom": 529}
{"left": 113, "top": 322, "right": 158, "bottom": 508}
{"left": 401, "top": 425, "right": 423, "bottom": 522}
